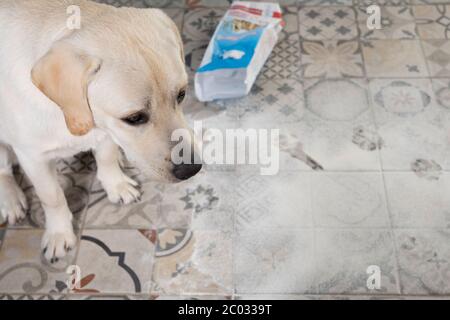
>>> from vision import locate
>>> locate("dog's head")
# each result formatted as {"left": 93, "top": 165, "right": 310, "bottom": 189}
{"left": 31, "top": 8, "right": 201, "bottom": 182}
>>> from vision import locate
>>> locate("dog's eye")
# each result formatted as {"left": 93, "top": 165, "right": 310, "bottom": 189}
{"left": 177, "top": 90, "right": 186, "bottom": 104}
{"left": 122, "top": 112, "right": 149, "bottom": 126}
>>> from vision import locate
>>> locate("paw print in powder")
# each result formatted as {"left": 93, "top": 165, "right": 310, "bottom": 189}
{"left": 352, "top": 125, "right": 384, "bottom": 151}
{"left": 411, "top": 159, "right": 442, "bottom": 181}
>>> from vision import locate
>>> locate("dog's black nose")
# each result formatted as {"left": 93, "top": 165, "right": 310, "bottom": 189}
{"left": 172, "top": 163, "right": 202, "bottom": 180}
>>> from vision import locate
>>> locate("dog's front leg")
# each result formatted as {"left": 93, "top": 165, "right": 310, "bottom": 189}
{"left": 94, "top": 138, "right": 141, "bottom": 205}
{"left": 0, "top": 144, "right": 28, "bottom": 224}
{"left": 15, "top": 152, "right": 76, "bottom": 261}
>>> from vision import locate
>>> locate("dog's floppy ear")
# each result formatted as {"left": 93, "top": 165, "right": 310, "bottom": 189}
{"left": 31, "top": 43, "right": 102, "bottom": 136}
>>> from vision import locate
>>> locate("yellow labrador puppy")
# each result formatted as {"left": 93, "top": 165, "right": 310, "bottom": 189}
{"left": 0, "top": 0, "right": 202, "bottom": 260}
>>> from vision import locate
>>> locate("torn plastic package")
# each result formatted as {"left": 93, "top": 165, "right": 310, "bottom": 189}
{"left": 195, "top": 1, "right": 284, "bottom": 102}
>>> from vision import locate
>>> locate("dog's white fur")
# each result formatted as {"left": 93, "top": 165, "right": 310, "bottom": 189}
{"left": 0, "top": 0, "right": 194, "bottom": 260}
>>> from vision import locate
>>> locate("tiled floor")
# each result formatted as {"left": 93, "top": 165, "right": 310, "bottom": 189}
{"left": 1, "top": 0, "right": 450, "bottom": 300}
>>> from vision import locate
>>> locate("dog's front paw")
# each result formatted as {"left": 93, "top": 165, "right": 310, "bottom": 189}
{"left": 101, "top": 174, "right": 141, "bottom": 205}
{"left": 0, "top": 175, "right": 28, "bottom": 225}
{"left": 41, "top": 225, "right": 77, "bottom": 262}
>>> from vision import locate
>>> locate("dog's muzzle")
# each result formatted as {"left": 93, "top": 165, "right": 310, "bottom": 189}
{"left": 172, "top": 162, "right": 202, "bottom": 180}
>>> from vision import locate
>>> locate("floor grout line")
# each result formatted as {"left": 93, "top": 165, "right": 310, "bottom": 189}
{"left": 379, "top": 171, "right": 404, "bottom": 295}
{"left": 71, "top": 171, "right": 98, "bottom": 269}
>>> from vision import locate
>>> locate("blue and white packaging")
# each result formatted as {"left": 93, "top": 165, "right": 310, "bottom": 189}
{"left": 195, "top": 1, "right": 283, "bottom": 102}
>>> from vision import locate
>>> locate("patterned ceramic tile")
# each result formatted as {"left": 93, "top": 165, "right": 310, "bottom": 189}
{"left": 152, "top": 229, "right": 232, "bottom": 295}
{"left": 431, "top": 78, "right": 450, "bottom": 109}
{"left": 183, "top": 8, "right": 226, "bottom": 42}
{"left": 264, "top": 0, "right": 299, "bottom": 5}
{"left": 161, "top": 8, "right": 184, "bottom": 30}
{"left": 9, "top": 169, "right": 93, "bottom": 229}
{"left": 357, "top": 6, "right": 417, "bottom": 39}
{"left": 87, "top": 169, "right": 234, "bottom": 231}
{"left": 369, "top": 78, "right": 436, "bottom": 118}
{"left": 300, "top": 40, "right": 364, "bottom": 77}
{"left": 234, "top": 172, "right": 313, "bottom": 230}
{"left": 93, "top": 0, "right": 185, "bottom": 8}
{"left": 0, "top": 229, "right": 76, "bottom": 294}
{"left": 353, "top": 0, "right": 410, "bottom": 5}
{"left": 369, "top": 78, "right": 450, "bottom": 170}
{"left": 85, "top": 177, "right": 162, "bottom": 229}
{"left": 0, "top": 294, "right": 67, "bottom": 300}
{"left": 299, "top": 6, "right": 358, "bottom": 40}
{"left": 279, "top": 6, "right": 300, "bottom": 43}
{"left": 152, "top": 294, "right": 232, "bottom": 299}
{"left": 300, "top": 0, "right": 354, "bottom": 5}
{"left": 185, "top": 0, "right": 232, "bottom": 8}
{"left": 311, "top": 173, "right": 390, "bottom": 228}
{"left": 384, "top": 173, "right": 450, "bottom": 228}
{"left": 183, "top": 40, "right": 209, "bottom": 76}
{"left": 67, "top": 293, "right": 149, "bottom": 300}
{"left": 303, "top": 78, "right": 370, "bottom": 120}
{"left": 235, "top": 294, "right": 313, "bottom": 300}
{"left": 236, "top": 294, "right": 450, "bottom": 299}
{"left": 395, "top": 229, "right": 450, "bottom": 294}
{"left": 234, "top": 228, "right": 316, "bottom": 294}
{"left": 57, "top": 152, "right": 96, "bottom": 174}
{"left": 161, "top": 171, "right": 235, "bottom": 232}
{"left": 315, "top": 229, "right": 399, "bottom": 294}
{"left": 422, "top": 39, "right": 450, "bottom": 76}
{"left": 261, "top": 39, "right": 303, "bottom": 80}
{"left": 294, "top": 78, "right": 382, "bottom": 171}
{"left": 185, "top": 0, "right": 299, "bottom": 8}
{"left": 75, "top": 229, "right": 155, "bottom": 294}
{"left": 412, "top": 0, "right": 450, "bottom": 4}
{"left": 214, "top": 78, "right": 305, "bottom": 126}
{"left": 362, "top": 40, "right": 428, "bottom": 77}
{"left": 413, "top": 5, "right": 450, "bottom": 39}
